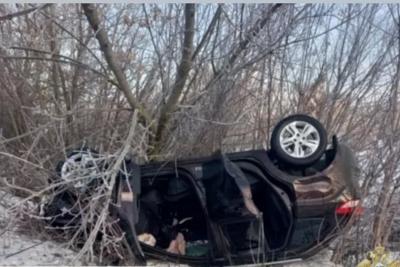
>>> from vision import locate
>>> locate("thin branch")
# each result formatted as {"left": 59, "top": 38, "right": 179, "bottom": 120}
{"left": 5, "top": 241, "right": 46, "bottom": 259}
{"left": 224, "top": 4, "right": 283, "bottom": 72}
{"left": 72, "top": 111, "right": 138, "bottom": 263}
{"left": 201, "top": 4, "right": 284, "bottom": 94}
{"left": 192, "top": 5, "right": 222, "bottom": 61}
{"left": 0, "top": 55, "right": 118, "bottom": 87}
{"left": 29, "top": 4, "right": 109, "bottom": 75}
{"left": 82, "top": 4, "right": 153, "bottom": 128}
{"left": 0, "top": 4, "right": 51, "bottom": 21}
{"left": 142, "top": 4, "right": 166, "bottom": 93}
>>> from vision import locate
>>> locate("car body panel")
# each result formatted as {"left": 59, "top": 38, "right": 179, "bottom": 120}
{"left": 45, "top": 139, "right": 360, "bottom": 266}
{"left": 123, "top": 141, "right": 359, "bottom": 265}
{"left": 294, "top": 142, "right": 360, "bottom": 218}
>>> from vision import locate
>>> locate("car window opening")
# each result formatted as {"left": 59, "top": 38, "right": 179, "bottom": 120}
{"left": 136, "top": 174, "right": 209, "bottom": 257}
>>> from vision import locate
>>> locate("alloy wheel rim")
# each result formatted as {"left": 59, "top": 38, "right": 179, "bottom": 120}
{"left": 279, "top": 121, "right": 320, "bottom": 158}
{"left": 60, "top": 152, "right": 97, "bottom": 188}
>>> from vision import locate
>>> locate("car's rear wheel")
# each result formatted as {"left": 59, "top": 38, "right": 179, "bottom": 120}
{"left": 271, "top": 114, "right": 327, "bottom": 167}
{"left": 55, "top": 147, "right": 100, "bottom": 188}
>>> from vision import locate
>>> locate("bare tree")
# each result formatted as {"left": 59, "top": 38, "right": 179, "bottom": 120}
{"left": 1, "top": 3, "right": 400, "bottom": 266}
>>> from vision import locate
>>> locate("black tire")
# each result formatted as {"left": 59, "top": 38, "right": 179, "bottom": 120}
{"left": 270, "top": 114, "right": 327, "bottom": 167}
{"left": 43, "top": 191, "right": 80, "bottom": 227}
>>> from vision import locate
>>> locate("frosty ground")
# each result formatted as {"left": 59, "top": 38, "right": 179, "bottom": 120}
{"left": 0, "top": 190, "right": 341, "bottom": 266}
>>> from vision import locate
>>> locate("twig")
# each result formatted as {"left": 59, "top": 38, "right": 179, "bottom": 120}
{"left": 3, "top": 171, "right": 112, "bottom": 211}
{"left": 72, "top": 110, "right": 138, "bottom": 263}
{"left": 0, "top": 151, "right": 46, "bottom": 171}
{"left": 4, "top": 241, "right": 46, "bottom": 259}
{"left": 0, "top": 55, "right": 117, "bottom": 86}
{"left": 0, "top": 4, "right": 51, "bottom": 21}
{"left": 82, "top": 4, "right": 153, "bottom": 128}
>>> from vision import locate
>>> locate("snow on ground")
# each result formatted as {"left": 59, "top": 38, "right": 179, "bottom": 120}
{"left": 0, "top": 190, "right": 341, "bottom": 266}
{"left": 0, "top": 230, "right": 85, "bottom": 266}
{"left": 0, "top": 190, "right": 86, "bottom": 266}
{"left": 284, "top": 249, "right": 342, "bottom": 267}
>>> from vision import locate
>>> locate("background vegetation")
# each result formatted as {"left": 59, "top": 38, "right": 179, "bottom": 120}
{"left": 1, "top": 3, "right": 400, "bottom": 266}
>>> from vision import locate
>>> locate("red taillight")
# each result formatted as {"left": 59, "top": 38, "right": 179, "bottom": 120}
{"left": 335, "top": 200, "right": 364, "bottom": 216}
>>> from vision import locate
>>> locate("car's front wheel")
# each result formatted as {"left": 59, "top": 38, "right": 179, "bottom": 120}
{"left": 271, "top": 114, "right": 327, "bottom": 167}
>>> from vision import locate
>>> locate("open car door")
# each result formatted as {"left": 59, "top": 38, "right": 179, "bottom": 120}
{"left": 202, "top": 152, "right": 294, "bottom": 264}
{"left": 113, "top": 159, "right": 146, "bottom": 264}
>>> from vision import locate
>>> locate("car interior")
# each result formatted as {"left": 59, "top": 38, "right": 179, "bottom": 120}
{"left": 136, "top": 153, "right": 295, "bottom": 258}
{"left": 137, "top": 173, "right": 210, "bottom": 257}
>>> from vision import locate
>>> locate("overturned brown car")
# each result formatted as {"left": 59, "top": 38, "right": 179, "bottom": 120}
{"left": 44, "top": 114, "right": 362, "bottom": 266}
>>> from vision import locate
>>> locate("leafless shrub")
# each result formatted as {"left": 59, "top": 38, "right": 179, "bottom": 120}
{"left": 1, "top": 111, "right": 152, "bottom": 264}
{"left": 1, "top": 3, "right": 400, "bottom": 266}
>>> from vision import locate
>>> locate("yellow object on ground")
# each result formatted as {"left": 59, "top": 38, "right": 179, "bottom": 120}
{"left": 357, "top": 246, "right": 400, "bottom": 267}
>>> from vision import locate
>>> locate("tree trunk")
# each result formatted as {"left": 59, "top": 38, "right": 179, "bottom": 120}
{"left": 151, "top": 4, "right": 196, "bottom": 156}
